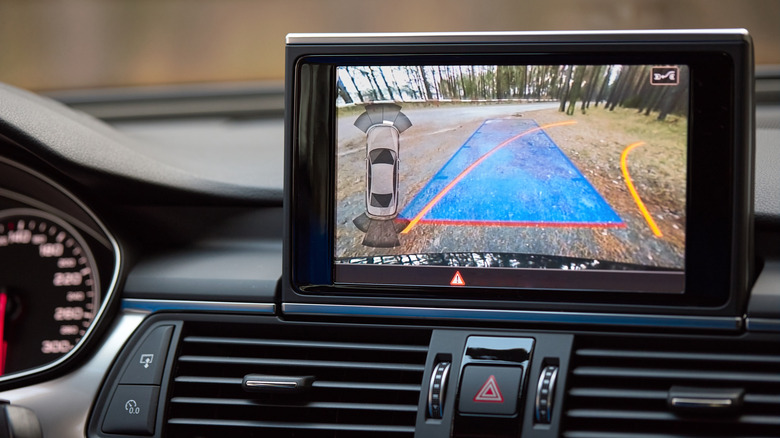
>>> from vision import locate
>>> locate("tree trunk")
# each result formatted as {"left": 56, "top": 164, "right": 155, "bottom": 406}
{"left": 345, "top": 67, "right": 364, "bottom": 102}
{"left": 581, "top": 65, "right": 602, "bottom": 111}
{"left": 559, "top": 65, "right": 574, "bottom": 112}
{"left": 419, "top": 66, "right": 434, "bottom": 100}
{"left": 521, "top": 65, "right": 528, "bottom": 99}
{"left": 458, "top": 66, "right": 467, "bottom": 99}
{"left": 645, "top": 86, "right": 669, "bottom": 116}
{"left": 594, "top": 65, "right": 612, "bottom": 107}
{"left": 377, "top": 68, "right": 395, "bottom": 101}
{"left": 566, "top": 66, "right": 586, "bottom": 115}
{"left": 336, "top": 77, "right": 353, "bottom": 104}
{"left": 608, "top": 65, "right": 633, "bottom": 111}
{"left": 367, "top": 68, "right": 386, "bottom": 101}
{"left": 657, "top": 73, "right": 688, "bottom": 121}
{"left": 432, "top": 68, "right": 441, "bottom": 99}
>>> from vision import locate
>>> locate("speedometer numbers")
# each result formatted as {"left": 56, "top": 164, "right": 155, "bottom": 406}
{"left": 0, "top": 209, "right": 100, "bottom": 376}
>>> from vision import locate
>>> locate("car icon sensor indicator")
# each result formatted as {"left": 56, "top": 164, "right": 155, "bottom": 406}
{"left": 352, "top": 103, "right": 412, "bottom": 248}
{"left": 651, "top": 66, "right": 679, "bottom": 85}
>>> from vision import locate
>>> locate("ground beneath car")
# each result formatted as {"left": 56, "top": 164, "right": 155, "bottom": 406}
{"left": 399, "top": 118, "right": 624, "bottom": 229}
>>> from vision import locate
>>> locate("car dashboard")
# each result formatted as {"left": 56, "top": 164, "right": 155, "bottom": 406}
{"left": 0, "top": 58, "right": 778, "bottom": 438}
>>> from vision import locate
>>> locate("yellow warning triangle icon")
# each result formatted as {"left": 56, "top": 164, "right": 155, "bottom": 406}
{"left": 450, "top": 271, "right": 465, "bottom": 286}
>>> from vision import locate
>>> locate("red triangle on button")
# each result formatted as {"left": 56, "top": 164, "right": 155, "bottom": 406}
{"left": 450, "top": 271, "right": 465, "bottom": 286}
{"left": 473, "top": 375, "right": 504, "bottom": 403}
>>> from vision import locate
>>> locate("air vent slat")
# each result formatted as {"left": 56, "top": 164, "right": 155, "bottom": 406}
{"left": 740, "top": 415, "right": 780, "bottom": 426}
{"left": 744, "top": 394, "right": 780, "bottom": 405}
{"left": 567, "top": 409, "right": 780, "bottom": 426}
{"left": 312, "top": 380, "right": 421, "bottom": 392}
{"left": 573, "top": 366, "right": 780, "bottom": 383}
{"left": 576, "top": 349, "right": 780, "bottom": 364}
{"left": 566, "top": 409, "right": 674, "bottom": 421}
{"left": 178, "top": 355, "right": 425, "bottom": 372}
{"left": 166, "top": 322, "right": 430, "bottom": 438}
{"left": 170, "top": 397, "right": 418, "bottom": 412}
{"left": 184, "top": 336, "right": 429, "bottom": 352}
{"left": 563, "top": 432, "right": 767, "bottom": 438}
{"left": 168, "top": 418, "right": 415, "bottom": 433}
{"left": 171, "top": 377, "right": 421, "bottom": 392}
{"left": 568, "top": 388, "right": 667, "bottom": 400}
{"left": 563, "top": 336, "right": 780, "bottom": 438}
{"left": 174, "top": 376, "right": 242, "bottom": 385}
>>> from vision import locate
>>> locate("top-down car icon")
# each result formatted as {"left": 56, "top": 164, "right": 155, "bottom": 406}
{"left": 365, "top": 124, "right": 400, "bottom": 218}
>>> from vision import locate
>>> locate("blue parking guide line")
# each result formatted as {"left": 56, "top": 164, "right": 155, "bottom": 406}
{"left": 399, "top": 118, "right": 624, "bottom": 227}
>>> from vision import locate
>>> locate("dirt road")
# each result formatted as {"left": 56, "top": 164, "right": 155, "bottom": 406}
{"left": 335, "top": 102, "right": 685, "bottom": 270}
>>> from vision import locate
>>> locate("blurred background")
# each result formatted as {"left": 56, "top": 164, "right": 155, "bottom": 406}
{"left": 0, "top": 0, "right": 777, "bottom": 91}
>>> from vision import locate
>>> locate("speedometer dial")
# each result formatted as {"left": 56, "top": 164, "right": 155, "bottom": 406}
{"left": 0, "top": 208, "right": 100, "bottom": 376}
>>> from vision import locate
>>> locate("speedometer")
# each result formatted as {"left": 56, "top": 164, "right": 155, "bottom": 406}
{"left": 0, "top": 208, "right": 100, "bottom": 376}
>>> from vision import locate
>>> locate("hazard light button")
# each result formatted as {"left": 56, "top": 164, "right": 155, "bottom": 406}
{"left": 458, "top": 365, "right": 523, "bottom": 415}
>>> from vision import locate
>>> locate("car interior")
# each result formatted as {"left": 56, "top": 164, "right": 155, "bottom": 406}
{"left": 0, "top": 4, "right": 779, "bottom": 438}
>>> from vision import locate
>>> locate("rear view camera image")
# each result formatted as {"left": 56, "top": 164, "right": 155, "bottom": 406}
{"left": 334, "top": 64, "right": 688, "bottom": 287}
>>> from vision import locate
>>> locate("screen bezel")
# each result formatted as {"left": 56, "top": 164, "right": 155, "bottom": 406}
{"left": 284, "top": 36, "right": 752, "bottom": 314}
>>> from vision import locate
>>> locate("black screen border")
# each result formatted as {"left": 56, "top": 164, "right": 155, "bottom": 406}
{"left": 284, "top": 36, "right": 752, "bottom": 316}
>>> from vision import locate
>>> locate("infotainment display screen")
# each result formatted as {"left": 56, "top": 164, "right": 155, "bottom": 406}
{"left": 334, "top": 63, "right": 688, "bottom": 293}
{"left": 285, "top": 31, "right": 752, "bottom": 313}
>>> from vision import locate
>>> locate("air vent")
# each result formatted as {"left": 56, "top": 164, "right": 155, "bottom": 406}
{"left": 165, "top": 321, "right": 430, "bottom": 438}
{"left": 563, "top": 336, "right": 780, "bottom": 438}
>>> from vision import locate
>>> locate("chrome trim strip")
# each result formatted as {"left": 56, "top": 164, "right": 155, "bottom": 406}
{"left": 0, "top": 312, "right": 145, "bottom": 438}
{"left": 286, "top": 29, "right": 749, "bottom": 45}
{"left": 122, "top": 298, "right": 276, "bottom": 314}
{"left": 745, "top": 317, "right": 780, "bottom": 333}
{"left": 535, "top": 365, "right": 558, "bottom": 423}
{"left": 245, "top": 380, "right": 298, "bottom": 389}
{"left": 427, "top": 361, "right": 451, "bottom": 419}
{"left": 427, "top": 362, "right": 438, "bottom": 418}
{"left": 282, "top": 303, "right": 742, "bottom": 331}
{"left": 0, "top": 157, "right": 123, "bottom": 384}
{"left": 670, "top": 397, "right": 733, "bottom": 409}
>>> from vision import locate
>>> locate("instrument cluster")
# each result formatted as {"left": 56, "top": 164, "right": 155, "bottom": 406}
{"left": 0, "top": 157, "right": 119, "bottom": 383}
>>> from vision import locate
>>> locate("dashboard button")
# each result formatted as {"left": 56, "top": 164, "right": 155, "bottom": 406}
{"left": 458, "top": 365, "right": 523, "bottom": 416}
{"left": 102, "top": 385, "right": 159, "bottom": 435}
{"left": 120, "top": 325, "right": 173, "bottom": 385}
